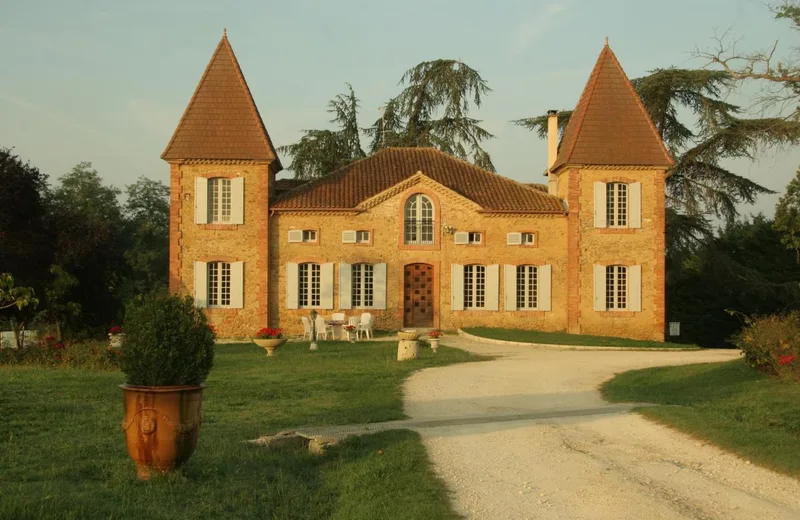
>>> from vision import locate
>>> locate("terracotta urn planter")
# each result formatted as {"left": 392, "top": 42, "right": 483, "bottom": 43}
{"left": 120, "top": 384, "right": 205, "bottom": 480}
{"left": 253, "top": 338, "right": 288, "bottom": 356}
{"left": 429, "top": 338, "right": 440, "bottom": 352}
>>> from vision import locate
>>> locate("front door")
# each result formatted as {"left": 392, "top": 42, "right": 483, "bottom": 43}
{"left": 404, "top": 263, "right": 434, "bottom": 327}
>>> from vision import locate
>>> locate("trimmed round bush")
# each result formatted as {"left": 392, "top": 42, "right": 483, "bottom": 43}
{"left": 733, "top": 311, "right": 800, "bottom": 382}
{"left": 120, "top": 292, "right": 215, "bottom": 386}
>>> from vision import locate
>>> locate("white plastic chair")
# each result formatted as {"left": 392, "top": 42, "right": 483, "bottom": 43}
{"left": 300, "top": 316, "right": 313, "bottom": 340}
{"left": 357, "top": 313, "right": 374, "bottom": 340}
{"left": 331, "top": 312, "right": 346, "bottom": 322}
{"left": 315, "top": 316, "right": 333, "bottom": 340}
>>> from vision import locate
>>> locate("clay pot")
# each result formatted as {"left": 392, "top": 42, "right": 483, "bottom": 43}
{"left": 120, "top": 384, "right": 205, "bottom": 479}
{"left": 253, "top": 338, "right": 288, "bottom": 356}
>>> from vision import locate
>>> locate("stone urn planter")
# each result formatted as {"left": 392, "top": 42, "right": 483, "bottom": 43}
{"left": 108, "top": 326, "right": 124, "bottom": 348}
{"left": 253, "top": 338, "right": 288, "bottom": 356}
{"left": 429, "top": 338, "right": 440, "bottom": 352}
{"left": 118, "top": 293, "right": 215, "bottom": 479}
{"left": 121, "top": 384, "right": 205, "bottom": 479}
{"left": 397, "top": 330, "right": 420, "bottom": 361}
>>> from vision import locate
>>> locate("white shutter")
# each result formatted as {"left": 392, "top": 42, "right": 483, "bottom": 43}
{"left": 339, "top": 262, "right": 352, "bottom": 309}
{"left": 451, "top": 264, "right": 464, "bottom": 311}
{"left": 286, "top": 263, "right": 299, "bottom": 309}
{"left": 230, "top": 261, "right": 244, "bottom": 308}
{"left": 230, "top": 177, "right": 244, "bottom": 225}
{"left": 538, "top": 264, "right": 552, "bottom": 311}
{"left": 454, "top": 231, "right": 469, "bottom": 245}
{"left": 629, "top": 182, "right": 642, "bottom": 229}
{"left": 320, "top": 263, "right": 334, "bottom": 309}
{"left": 373, "top": 263, "right": 387, "bottom": 309}
{"left": 195, "top": 177, "right": 208, "bottom": 224}
{"left": 288, "top": 230, "right": 303, "bottom": 243}
{"left": 194, "top": 261, "right": 208, "bottom": 308}
{"left": 594, "top": 181, "right": 607, "bottom": 228}
{"left": 507, "top": 232, "right": 522, "bottom": 245}
{"left": 342, "top": 230, "right": 357, "bottom": 244}
{"left": 629, "top": 264, "right": 642, "bottom": 311}
{"left": 594, "top": 264, "right": 606, "bottom": 311}
{"left": 504, "top": 265, "right": 517, "bottom": 311}
{"left": 486, "top": 264, "right": 499, "bottom": 311}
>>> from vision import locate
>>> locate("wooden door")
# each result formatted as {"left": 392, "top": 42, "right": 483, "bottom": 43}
{"left": 404, "top": 263, "right": 434, "bottom": 327}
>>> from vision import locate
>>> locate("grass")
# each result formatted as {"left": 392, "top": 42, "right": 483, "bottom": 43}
{"left": 601, "top": 359, "right": 800, "bottom": 477}
{"left": 463, "top": 327, "right": 701, "bottom": 349}
{"left": 0, "top": 340, "right": 487, "bottom": 519}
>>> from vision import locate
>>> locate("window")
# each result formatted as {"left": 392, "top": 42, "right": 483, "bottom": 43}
{"left": 208, "top": 178, "right": 232, "bottom": 223}
{"left": 302, "top": 230, "right": 317, "bottom": 243}
{"left": 463, "top": 265, "right": 486, "bottom": 309}
{"left": 404, "top": 194, "right": 434, "bottom": 245}
{"left": 522, "top": 232, "right": 535, "bottom": 245}
{"left": 606, "top": 265, "right": 627, "bottom": 310}
{"left": 516, "top": 265, "right": 538, "bottom": 309}
{"left": 298, "top": 263, "right": 321, "bottom": 307}
{"left": 207, "top": 262, "right": 231, "bottom": 307}
{"left": 356, "top": 230, "right": 370, "bottom": 244}
{"left": 606, "top": 183, "right": 628, "bottom": 228}
{"left": 468, "top": 232, "right": 482, "bottom": 244}
{"left": 351, "top": 263, "right": 374, "bottom": 308}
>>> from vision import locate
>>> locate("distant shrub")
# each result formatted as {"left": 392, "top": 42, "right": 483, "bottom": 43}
{"left": 0, "top": 335, "right": 121, "bottom": 370}
{"left": 733, "top": 312, "right": 800, "bottom": 382}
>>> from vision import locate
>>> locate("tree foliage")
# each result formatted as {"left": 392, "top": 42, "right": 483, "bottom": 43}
{"left": 774, "top": 167, "right": 800, "bottom": 262}
{"left": 122, "top": 176, "right": 170, "bottom": 295}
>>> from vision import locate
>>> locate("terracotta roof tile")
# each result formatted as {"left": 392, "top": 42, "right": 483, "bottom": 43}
{"left": 272, "top": 148, "right": 565, "bottom": 214}
{"left": 551, "top": 43, "right": 673, "bottom": 171}
{"left": 274, "top": 178, "right": 309, "bottom": 196}
{"left": 161, "top": 33, "right": 280, "bottom": 165}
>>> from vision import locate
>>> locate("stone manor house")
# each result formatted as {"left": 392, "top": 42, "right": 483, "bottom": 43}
{"left": 164, "top": 34, "right": 672, "bottom": 341}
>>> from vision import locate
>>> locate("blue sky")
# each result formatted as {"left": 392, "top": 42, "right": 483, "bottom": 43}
{"left": 1, "top": 0, "right": 797, "bottom": 216}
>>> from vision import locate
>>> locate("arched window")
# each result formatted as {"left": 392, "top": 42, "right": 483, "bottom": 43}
{"left": 404, "top": 194, "right": 434, "bottom": 245}
{"left": 298, "top": 263, "right": 321, "bottom": 307}
{"left": 516, "top": 265, "right": 538, "bottom": 309}
{"left": 208, "top": 177, "right": 232, "bottom": 223}
{"left": 606, "top": 183, "right": 628, "bottom": 227}
{"left": 351, "top": 263, "right": 375, "bottom": 308}
{"left": 605, "top": 265, "right": 627, "bottom": 310}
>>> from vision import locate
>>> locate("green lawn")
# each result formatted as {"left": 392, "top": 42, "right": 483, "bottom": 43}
{"left": 463, "top": 327, "right": 701, "bottom": 349}
{"left": 0, "top": 341, "right": 486, "bottom": 519}
{"left": 602, "top": 359, "right": 800, "bottom": 477}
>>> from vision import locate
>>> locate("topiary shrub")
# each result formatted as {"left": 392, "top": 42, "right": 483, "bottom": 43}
{"left": 733, "top": 311, "right": 800, "bottom": 382}
{"left": 120, "top": 292, "right": 215, "bottom": 386}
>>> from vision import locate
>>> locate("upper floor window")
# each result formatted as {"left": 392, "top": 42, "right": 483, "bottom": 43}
{"left": 351, "top": 263, "right": 375, "bottom": 308}
{"left": 302, "top": 230, "right": 317, "bottom": 243}
{"left": 356, "top": 230, "right": 371, "bottom": 244}
{"left": 208, "top": 261, "right": 231, "bottom": 307}
{"left": 404, "top": 194, "right": 434, "bottom": 245}
{"left": 594, "top": 181, "right": 641, "bottom": 229}
{"left": 516, "top": 265, "right": 538, "bottom": 310}
{"left": 298, "top": 263, "right": 321, "bottom": 307}
{"left": 605, "top": 265, "right": 627, "bottom": 310}
{"left": 208, "top": 178, "right": 232, "bottom": 223}
{"left": 521, "top": 232, "right": 535, "bottom": 245}
{"left": 606, "top": 183, "right": 627, "bottom": 228}
{"left": 464, "top": 264, "right": 486, "bottom": 309}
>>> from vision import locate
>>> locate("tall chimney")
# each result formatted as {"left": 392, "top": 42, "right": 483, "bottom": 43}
{"left": 546, "top": 110, "right": 558, "bottom": 195}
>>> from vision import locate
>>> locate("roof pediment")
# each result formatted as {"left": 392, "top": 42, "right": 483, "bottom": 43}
{"left": 271, "top": 148, "right": 565, "bottom": 214}
{"left": 551, "top": 43, "right": 673, "bottom": 172}
{"left": 161, "top": 32, "right": 281, "bottom": 165}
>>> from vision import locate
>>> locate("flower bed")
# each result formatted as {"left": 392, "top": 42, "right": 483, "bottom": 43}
{"left": 0, "top": 335, "right": 121, "bottom": 370}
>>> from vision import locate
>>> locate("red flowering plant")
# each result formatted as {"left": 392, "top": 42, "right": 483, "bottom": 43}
{"left": 255, "top": 327, "right": 283, "bottom": 339}
{"left": 343, "top": 324, "right": 357, "bottom": 332}
{"left": 109, "top": 325, "right": 123, "bottom": 335}
{"left": 428, "top": 330, "right": 443, "bottom": 338}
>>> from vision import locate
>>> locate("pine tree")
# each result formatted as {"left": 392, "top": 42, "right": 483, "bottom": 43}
{"left": 774, "top": 168, "right": 800, "bottom": 263}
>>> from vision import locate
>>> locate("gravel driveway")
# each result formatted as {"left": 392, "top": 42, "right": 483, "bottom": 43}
{"left": 403, "top": 336, "right": 800, "bottom": 520}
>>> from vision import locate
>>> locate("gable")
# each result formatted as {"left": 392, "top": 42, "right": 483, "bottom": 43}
{"left": 271, "top": 148, "right": 565, "bottom": 214}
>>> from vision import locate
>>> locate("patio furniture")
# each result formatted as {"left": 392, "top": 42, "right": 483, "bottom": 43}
{"left": 300, "top": 316, "right": 313, "bottom": 340}
{"left": 331, "top": 312, "right": 346, "bottom": 322}
{"left": 357, "top": 313, "right": 374, "bottom": 340}
{"left": 315, "top": 316, "right": 333, "bottom": 340}
{"left": 326, "top": 319, "right": 345, "bottom": 340}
